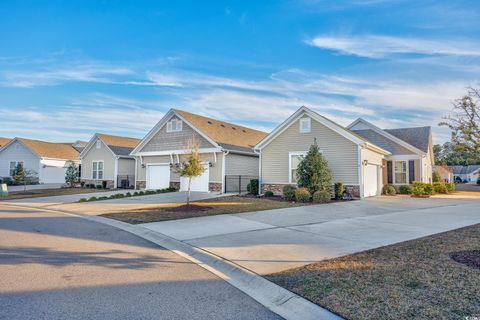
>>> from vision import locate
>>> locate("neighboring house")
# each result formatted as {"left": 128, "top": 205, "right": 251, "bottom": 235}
{"left": 0, "top": 137, "right": 81, "bottom": 184}
{"left": 131, "top": 109, "right": 267, "bottom": 192}
{"left": 0, "top": 137, "right": 11, "bottom": 148}
{"left": 450, "top": 165, "right": 480, "bottom": 183}
{"left": 433, "top": 165, "right": 454, "bottom": 183}
{"left": 255, "top": 107, "right": 391, "bottom": 198}
{"left": 347, "top": 118, "right": 434, "bottom": 186}
{"left": 79, "top": 133, "right": 141, "bottom": 189}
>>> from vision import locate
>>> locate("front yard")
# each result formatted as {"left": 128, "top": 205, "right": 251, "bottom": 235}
{"left": 102, "top": 195, "right": 308, "bottom": 224}
{"left": 267, "top": 223, "right": 480, "bottom": 320}
{"left": 0, "top": 188, "right": 108, "bottom": 201}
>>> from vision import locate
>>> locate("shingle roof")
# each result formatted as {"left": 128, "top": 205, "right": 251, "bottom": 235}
{"left": 350, "top": 129, "right": 414, "bottom": 154}
{"left": 384, "top": 127, "right": 431, "bottom": 153}
{"left": 0, "top": 137, "right": 11, "bottom": 148}
{"left": 97, "top": 133, "right": 141, "bottom": 156}
{"left": 450, "top": 165, "right": 480, "bottom": 175}
{"left": 174, "top": 109, "right": 267, "bottom": 150}
{"left": 17, "top": 138, "right": 80, "bottom": 160}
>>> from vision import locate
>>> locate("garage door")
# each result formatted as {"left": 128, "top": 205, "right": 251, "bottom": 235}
{"left": 364, "top": 164, "right": 379, "bottom": 197}
{"left": 180, "top": 165, "right": 209, "bottom": 192}
{"left": 146, "top": 164, "right": 170, "bottom": 190}
{"left": 41, "top": 166, "right": 68, "bottom": 184}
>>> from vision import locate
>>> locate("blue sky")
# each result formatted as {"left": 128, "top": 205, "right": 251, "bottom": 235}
{"left": 1, "top": 0, "right": 479, "bottom": 144}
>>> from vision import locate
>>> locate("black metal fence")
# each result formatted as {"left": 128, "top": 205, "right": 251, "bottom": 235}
{"left": 225, "top": 175, "right": 258, "bottom": 194}
{"left": 117, "top": 175, "right": 135, "bottom": 189}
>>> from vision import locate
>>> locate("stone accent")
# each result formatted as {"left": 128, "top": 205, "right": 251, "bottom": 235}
{"left": 81, "top": 179, "right": 114, "bottom": 189}
{"left": 344, "top": 185, "right": 360, "bottom": 198}
{"left": 170, "top": 181, "right": 180, "bottom": 191}
{"left": 262, "top": 183, "right": 361, "bottom": 198}
{"left": 136, "top": 180, "right": 146, "bottom": 190}
{"left": 209, "top": 182, "right": 222, "bottom": 192}
{"left": 262, "top": 184, "right": 289, "bottom": 196}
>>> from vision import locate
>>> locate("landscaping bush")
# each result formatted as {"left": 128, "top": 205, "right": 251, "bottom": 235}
{"left": 264, "top": 191, "right": 274, "bottom": 197}
{"left": 410, "top": 182, "right": 434, "bottom": 197}
{"left": 79, "top": 198, "right": 87, "bottom": 202}
{"left": 247, "top": 179, "right": 259, "bottom": 195}
{"left": 433, "top": 182, "right": 448, "bottom": 194}
{"left": 446, "top": 182, "right": 455, "bottom": 192}
{"left": 295, "top": 187, "right": 311, "bottom": 202}
{"left": 313, "top": 190, "right": 331, "bottom": 203}
{"left": 80, "top": 181, "right": 85, "bottom": 188}
{"left": 88, "top": 196, "right": 97, "bottom": 201}
{"left": 334, "top": 182, "right": 344, "bottom": 200}
{"left": 398, "top": 185, "right": 411, "bottom": 194}
{"left": 125, "top": 192, "right": 132, "bottom": 197}
{"left": 297, "top": 140, "right": 333, "bottom": 194}
{"left": 133, "top": 192, "right": 139, "bottom": 196}
{"left": 432, "top": 171, "right": 441, "bottom": 183}
{"left": 96, "top": 185, "right": 103, "bottom": 189}
{"left": 102, "top": 181, "right": 108, "bottom": 189}
{"left": 139, "top": 191, "right": 145, "bottom": 195}
{"left": 98, "top": 196, "right": 108, "bottom": 200}
{"left": 454, "top": 176, "right": 462, "bottom": 183}
{"left": 382, "top": 184, "right": 396, "bottom": 196}
{"left": 283, "top": 185, "right": 297, "bottom": 201}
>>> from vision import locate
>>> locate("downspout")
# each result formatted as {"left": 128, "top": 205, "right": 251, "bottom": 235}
{"left": 254, "top": 148, "right": 261, "bottom": 195}
{"left": 221, "top": 150, "right": 229, "bottom": 193}
{"left": 114, "top": 157, "right": 119, "bottom": 189}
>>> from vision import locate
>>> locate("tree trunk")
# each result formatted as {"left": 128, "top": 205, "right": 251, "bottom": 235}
{"left": 187, "top": 178, "right": 192, "bottom": 205}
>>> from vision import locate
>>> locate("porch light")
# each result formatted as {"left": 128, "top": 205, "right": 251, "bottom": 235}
{"left": 363, "top": 160, "right": 368, "bottom": 166}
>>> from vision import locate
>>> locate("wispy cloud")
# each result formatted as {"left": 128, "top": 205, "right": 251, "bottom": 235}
{"left": 307, "top": 34, "right": 480, "bottom": 58}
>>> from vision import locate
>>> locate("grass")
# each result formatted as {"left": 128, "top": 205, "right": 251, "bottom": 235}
{"left": 267, "top": 224, "right": 480, "bottom": 320}
{"left": 102, "top": 195, "right": 306, "bottom": 224}
{"left": 0, "top": 187, "right": 108, "bottom": 200}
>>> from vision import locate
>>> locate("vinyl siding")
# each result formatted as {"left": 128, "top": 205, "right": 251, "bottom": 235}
{"left": 136, "top": 152, "right": 223, "bottom": 183}
{"left": 118, "top": 158, "right": 135, "bottom": 176}
{"left": 0, "top": 141, "right": 40, "bottom": 178}
{"left": 225, "top": 153, "right": 259, "bottom": 176}
{"left": 80, "top": 139, "right": 115, "bottom": 180}
{"left": 140, "top": 115, "right": 215, "bottom": 152}
{"left": 261, "top": 116, "right": 359, "bottom": 185}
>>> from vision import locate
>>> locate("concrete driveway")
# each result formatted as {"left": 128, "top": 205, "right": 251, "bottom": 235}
{"left": 142, "top": 196, "right": 480, "bottom": 275}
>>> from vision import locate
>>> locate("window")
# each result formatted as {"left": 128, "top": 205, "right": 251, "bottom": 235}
{"left": 299, "top": 117, "right": 311, "bottom": 133}
{"left": 167, "top": 119, "right": 182, "bottom": 132}
{"left": 289, "top": 152, "right": 306, "bottom": 183}
{"left": 9, "top": 161, "right": 24, "bottom": 177}
{"left": 96, "top": 140, "right": 101, "bottom": 149}
{"left": 92, "top": 161, "right": 104, "bottom": 180}
{"left": 394, "top": 161, "right": 407, "bottom": 184}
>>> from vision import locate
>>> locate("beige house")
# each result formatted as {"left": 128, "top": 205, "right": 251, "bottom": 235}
{"left": 255, "top": 107, "right": 391, "bottom": 198}
{"left": 433, "top": 165, "right": 454, "bottom": 183}
{"left": 347, "top": 118, "right": 434, "bottom": 187}
{"left": 131, "top": 109, "right": 267, "bottom": 192}
{"left": 79, "top": 133, "right": 141, "bottom": 189}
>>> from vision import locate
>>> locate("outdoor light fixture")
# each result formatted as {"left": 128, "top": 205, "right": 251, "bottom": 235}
{"left": 363, "top": 160, "right": 368, "bottom": 166}
{"left": 141, "top": 164, "right": 146, "bottom": 168}
{"left": 209, "top": 162, "right": 213, "bottom": 167}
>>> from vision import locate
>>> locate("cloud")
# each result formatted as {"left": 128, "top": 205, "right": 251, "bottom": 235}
{"left": 307, "top": 34, "right": 480, "bottom": 58}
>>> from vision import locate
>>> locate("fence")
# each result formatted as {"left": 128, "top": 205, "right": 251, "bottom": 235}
{"left": 224, "top": 175, "right": 258, "bottom": 194}
{"left": 117, "top": 175, "right": 135, "bottom": 189}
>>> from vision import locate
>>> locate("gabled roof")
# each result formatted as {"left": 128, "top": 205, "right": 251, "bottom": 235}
{"left": 385, "top": 127, "right": 431, "bottom": 153}
{"left": 0, "top": 137, "right": 11, "bottom": 148}
{"left": 80, "top": 133, "right": 141, "bottom": 158}
{"left": 174, "top": 109, "right": 267, "bottom": 150}
{"left": 1, "top": 137, "right": 80, "bottom": 160}
{"left": 450, "top": 165, "right": 480, "bottom": 175}
{"left": 255, "top": 106, "right": 391, "bottom": 155}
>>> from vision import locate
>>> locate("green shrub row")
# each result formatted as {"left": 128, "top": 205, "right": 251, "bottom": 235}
{"left": 382, "top": 182, "right": 455, "bottom": 197}
{"left": 281, "top": 185, "right": 334, "bottom": 203}
{"left": 78, "top": 187, "right": 176, "bottom": 202}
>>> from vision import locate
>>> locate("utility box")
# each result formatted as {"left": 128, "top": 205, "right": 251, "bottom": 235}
{"left": 0, "top": 183, "right": 8, "bottom": 197}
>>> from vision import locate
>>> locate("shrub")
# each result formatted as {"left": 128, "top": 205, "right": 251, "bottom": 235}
{"left": 295, "top": 187, "right": 311, "bottom": 202}
{"left": 247, "top": 179, "right": 259, "bottom": 195}
{"left": 139, "top": 191, "right": 145, "bottom": 195}
{"left": 88, "top": 196, "right": 97, "bottom": 201}
{"left": 297, "top": 139, "right": 333, "bottom": 194}
{"left": 424, "top": 183, "right": 434, "bottom": 195}
{"left": 133, "top": 192, "right": 139, "bottom": 196}
{"left": 433, "top": 182, "right": 448, "bottom": 194}
{"left": 382, "top": 184, "right": 396, "bottom": 196}
{"left": 102, "top": 180, "right": 108, "bottom": 189}
{"left": 398, "top": 185, "right": 411, "bottom": 194}
{"left": 313, "top": 190, "right": 331, "bottom": 203}
{"left": 79, "top": 198, "right": 87, "bottom": 202}
{"left": 283, "top": 185, "right": 297, "bottom": 201}
{"left": 410, "top": 182, "right": 434, "bottom": 197}
{"left": 98, "top": 196, "right": 108, "bottom": 200}
{"left": 334, "top": 182, "right": 344, "bottom": 200}
{"left": 80, "top": 181, "right": 85, "bottom": 188}
{"left": 167, "top": 187, "right": 176, "bottom": 192}
{"left": 454, "top": 176, "right": 462, "bottom": 183}
{"left": 446, "top": 182, "right": 455, "bottom": 192}
{"left": 96, "top": 185, "right": 103, "bottom": 189}
{"left": 126, "top": 192, "right": 132, "bottom": 197}
{"left": 432, "top": 171, "right": 441, "bottom": 183}
{"left": 264, "top": 191, "right": 274, "bottom": 197}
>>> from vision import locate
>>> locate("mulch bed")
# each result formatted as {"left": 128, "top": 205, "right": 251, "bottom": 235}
{"left": 450, "top": 250, "right": 480, "bottom": 270}
{"left": 166, "top": 204, "right": 213, "bottom": 213}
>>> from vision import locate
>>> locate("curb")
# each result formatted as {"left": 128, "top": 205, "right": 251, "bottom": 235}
{"left": 4, "top": 203, "right": 343, "bottom": 320}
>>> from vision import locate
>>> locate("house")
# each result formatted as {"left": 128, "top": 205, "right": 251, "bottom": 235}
{"left": 79, "top": 133, "right": 141, "bottom": 189}
{"left": 255, "top": 106, "right": 391, "bottom": 198}
{"left": 347, "top": 118, "right": 434, "bottom": 187}
{"left": 0, "top": 137, "right": 82, "bottom": 184}
{"left": 131, "top": 109, "right": 267, "bottom": 192}
{"left": 0, "top": 138, "right": 11, "bottom": 148}
{"left": 450, "top": 165, "right": 480, "bottom": 183}
{"left": 433, "top": 165, "right": 454, "bottom": 183}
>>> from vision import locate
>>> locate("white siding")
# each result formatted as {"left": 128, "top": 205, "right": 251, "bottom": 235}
{"left": 0, "top": 141, "right": 40, "bottom": 179}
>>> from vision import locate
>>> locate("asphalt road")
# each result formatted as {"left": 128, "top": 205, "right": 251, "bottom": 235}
{"left": 0, "top": 204, "right": 281, "bottom": 320}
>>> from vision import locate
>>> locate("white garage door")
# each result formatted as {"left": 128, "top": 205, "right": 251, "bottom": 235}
{"left": 364, "top": 164, "right": 379, "bottom": 197}
{"left": 180, "top": 165, "right": 209, "bottom": 192}
{"left": 146, "top": 164, "right": 170, "bottom": 190}
{"left": 41, "top": 167, "right": 68, "bottom": 184}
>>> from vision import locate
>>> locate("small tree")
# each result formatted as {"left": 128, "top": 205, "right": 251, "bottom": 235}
{"left": 176, "top": 137, "right": 205, "bottom": 205}
{"left": 12, "top": 163, "right": 37, "bottom": 192}
{"left": 296, "top": 139, "right": 333, "bottom": 194}
{"left": 432, "top": 171, "right": 441, "bottom": 183}
{"left": 65, "top": 161, "right": 79, "bottom": 187}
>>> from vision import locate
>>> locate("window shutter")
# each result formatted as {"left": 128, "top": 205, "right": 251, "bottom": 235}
{"left": 387, "top": 161, "right": 393, "bottom": 184}
{"left": 409, "top": 160, "right": 415, "bottom": 184}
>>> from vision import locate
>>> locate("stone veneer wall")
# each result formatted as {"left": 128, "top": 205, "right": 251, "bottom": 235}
{"left": 262, "top": 184, "right": 361, "bottom": 198}
{"left": 209, "top": 182, "right": 222, "bottom": 192}
{"left": 82, "top": 179, "right": 114, "bottom": 189}
{"left": 136, "top": 180, "right": 146, "bottom": 189}
{"left": 170, "top": 181, "right": 180, "bottom": 190}
{"left": 136, "top": 180, "right": 222, "bottom": 193}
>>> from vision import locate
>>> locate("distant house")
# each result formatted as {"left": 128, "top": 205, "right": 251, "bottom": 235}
{"left": 79, "top": 133, "right": 141, "bottom": 189}
{"left": 0, "top": 137, "right": 82, "bottom": 184}
{"left": 450, "top": 165, "right": 480, "bottom": 183}
{"left": 433, "top": 165, "right": 454, "bottom": 183}
{"left": 0, "top": 137, "right": 11, "bottom": 148}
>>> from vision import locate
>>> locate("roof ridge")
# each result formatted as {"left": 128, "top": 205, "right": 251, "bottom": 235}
{"left": 97, "top": 133, "right": 141, "bottom": 140}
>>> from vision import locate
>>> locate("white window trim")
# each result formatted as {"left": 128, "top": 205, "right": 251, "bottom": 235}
{"left": 393, "top": 160, "right": 408, "bottom": 185}
{"left": 299, "top": 117, "right": 311, "bottom": 133}
{"left": 166, "top": 119, "right": 183, "bottom": 133}
{"left": 92, "top": 160, "right": 104, "bottom": 180}
{"left": 96, "top": 140, "right": 102, "bottom": 149}
{"left": 288, "top": 151, "right": 307, "bottom": 184}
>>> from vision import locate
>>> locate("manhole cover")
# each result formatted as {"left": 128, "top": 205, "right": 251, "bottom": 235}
{"left": 449, "top": 250, "right": 480, "bottom": 270}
